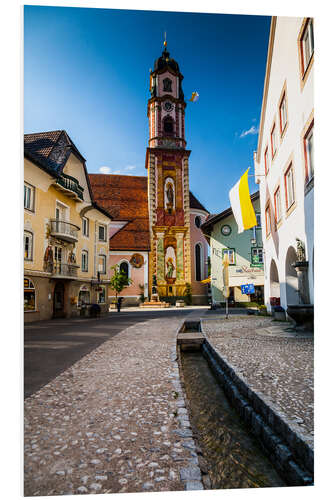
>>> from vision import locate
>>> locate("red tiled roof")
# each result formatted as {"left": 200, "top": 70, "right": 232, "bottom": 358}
{"left": 88, "top": 174, "right": 150, "bottom": 251}
{"left": 89, "top": 174, "right": 209, "bottom": 251}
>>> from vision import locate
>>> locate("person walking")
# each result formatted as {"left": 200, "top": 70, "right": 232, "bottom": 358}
{"left": 117, "top": 296, "right": 123, "bottom": 312}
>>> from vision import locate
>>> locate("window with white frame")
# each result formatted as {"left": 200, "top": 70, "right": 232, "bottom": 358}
{"left": 98, "top": 254, "right": 106, "bottom": 274}
{"left": 98, "top": 224, "right": 106, "bottom": 242}
{"left": 24, "top": 183, "right": 35, "bottom": 211}
{"left": 82, "top": 250, "right": 88, "bottom": 272}
{"left": 222, "top": 248, "right": 235, "bottom": 265}
{"left": 265, "top": 204, "right": 271, "bottom": 236}
{"left": 271, "top": 123, "right": 277, "bottom": 158}
{"left": 301, "top": 18, "right": 314, "bottom": 75}
{"left": 24, "top": 277, "right": 36, "bottom": 311}
{"left": 284, "top": 164, "right": 295, "bottom": 210}
{"left": 274, "top": 187, "right": 282, "bottom": 223}
{"left": 24, "top": 231, "right": 33, "bottom": 260}
{"left": 251, "top": 248, "right": 263, "bottom": 266}
{"left": 82, "top": 217, "right": 89, "bottom": 237}
{"left": 304, "top": 123, "right": 314, "bottom": 183}
{"left": 279, "top": 93, "right": 287, "bottom": 134}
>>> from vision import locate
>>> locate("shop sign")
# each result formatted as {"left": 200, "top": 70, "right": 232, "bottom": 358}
{"left": 241, "top": 283, "right": 255, "bottom": 295}
{"left": 236, "top": 266, "right": 262, "bottom": 274}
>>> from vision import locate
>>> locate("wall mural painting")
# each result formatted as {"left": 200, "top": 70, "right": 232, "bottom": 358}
{"left": 165, "top": 246, "right": 176, "bottom": 282}
{"left": 164, "top": 177, "right": 175, "bottom": 212}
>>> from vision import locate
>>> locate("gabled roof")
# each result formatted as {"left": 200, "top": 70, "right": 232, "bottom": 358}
{"left": 24, "top": 130, "right": 86, "bottom": 176}
{"left": 201, "top": 191, "right": 260, "bottom": 235}
{"left": 88, "top": 174, "right": 150, "bottom": 251}
{"left": 189, "top": 191, "right": 209, "bottom": 213}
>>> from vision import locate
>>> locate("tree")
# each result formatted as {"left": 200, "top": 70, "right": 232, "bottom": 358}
{"left": 109, "top": 265, "right": 132, "bottom": 300}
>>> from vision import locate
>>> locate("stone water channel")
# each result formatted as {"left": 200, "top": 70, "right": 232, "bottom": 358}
{"left": 178, "top": 321, "right": 286, "bottom": 490}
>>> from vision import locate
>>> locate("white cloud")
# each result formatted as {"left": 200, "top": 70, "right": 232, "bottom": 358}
{"left": 240, "top": 125, "right": 259, "bottom": 138}
{"left": 98, "top": 165, "right": 138, "bottom": 175}
{"left": 99, "top": 166, "right": 111, "bottom": 174}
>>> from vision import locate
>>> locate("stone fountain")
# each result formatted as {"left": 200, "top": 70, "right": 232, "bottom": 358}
{"left": 286, "top": 239, "right": 314, "bottom": 331}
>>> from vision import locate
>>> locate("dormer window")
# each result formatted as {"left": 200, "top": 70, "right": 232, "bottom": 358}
{"left": 163, "top": 78, "right": 172, "bottom": 92}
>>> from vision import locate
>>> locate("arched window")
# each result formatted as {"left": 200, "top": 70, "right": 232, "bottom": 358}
{"left": 163, "top": 117, "right": 174, "bottom": 136}
{"left": 120, "top": 261, "right": 129, "bottom": 280}
{"left": 24, "top": 277, "right": 36, "bottom": 311}
{"left": 195, "top": 243, "right": 203, "bottom": 281}
{"left": 195, "top": 216, "right": 201, "bottom": 228}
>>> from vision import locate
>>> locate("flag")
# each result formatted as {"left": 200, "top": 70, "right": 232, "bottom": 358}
{"left": 229, "top": 168, "right": 257, "bottom": 233}
{"left": 222, "top": 253, "right": 230, "bottom": 298}
{"left": 189, "top": 91, "right": 199, "bottom": 102}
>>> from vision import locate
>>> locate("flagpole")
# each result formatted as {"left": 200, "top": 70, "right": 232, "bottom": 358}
{"left": 226, "top": 297, "right": 228, "bottom": 320}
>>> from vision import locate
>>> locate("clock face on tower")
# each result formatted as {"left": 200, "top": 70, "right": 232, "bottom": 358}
{"left": 163, "top": 101, "right": 173, "bottom": 112}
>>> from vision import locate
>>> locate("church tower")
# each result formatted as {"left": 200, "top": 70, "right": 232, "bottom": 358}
{"left": 145, "top": 42, "right": 192, "bottom": 299}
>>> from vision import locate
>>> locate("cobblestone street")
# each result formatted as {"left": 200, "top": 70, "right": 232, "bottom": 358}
{"left": 24, "top": 313, "right": 203, "bottom": 496}
{"left": 24, "top": 311, "right": 314, "bottom": 495}
{"left": 201, "top": 315, "right": 314, "bottom": 446}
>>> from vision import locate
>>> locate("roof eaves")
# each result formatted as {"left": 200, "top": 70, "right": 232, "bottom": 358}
{"left": 257, "top": 17, "right": 277, "bottom": 162}
{"left": 201, "top": 191, "right": 259, "bottom": 232}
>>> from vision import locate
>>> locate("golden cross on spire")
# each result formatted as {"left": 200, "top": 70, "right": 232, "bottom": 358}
{"left": 163, "top": 31, "right": 167, "bottom": 49}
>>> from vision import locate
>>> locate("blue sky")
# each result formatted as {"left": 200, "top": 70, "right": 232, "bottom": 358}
{"left": 24, "top": 6, "right": 271, "bottom": 214}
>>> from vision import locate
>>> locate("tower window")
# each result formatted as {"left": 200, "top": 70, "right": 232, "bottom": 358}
{"left": 195, "top": 216, "right": 201, "bottom": 228}
{"left": 163, "top": 78, "right": 172, "bottom": 92}
{"left": 163, "top": 117, "right": 174, "bottom": 135}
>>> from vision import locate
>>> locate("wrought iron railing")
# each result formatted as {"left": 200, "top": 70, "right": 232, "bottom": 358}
{"left": 50, "top": 219, "right": 80, "bottom": 240}
{"left": 56, "top": 173, "right": 84, "bottom": 200}
{"left": 52, "top": 262, "right": 79, "bottom": 277}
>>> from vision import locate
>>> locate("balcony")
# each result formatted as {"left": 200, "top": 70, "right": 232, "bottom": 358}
{"left": 50, "top": 219, "right": 80, "bottom": 243}
{"left": 54, "top": 173, "right": 84, "bottom": 201}
{"left": 52, "top": 262, "right": 79, "bottom": 279}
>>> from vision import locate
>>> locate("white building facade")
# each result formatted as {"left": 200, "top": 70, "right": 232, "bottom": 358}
{"left": 254, "top": 17, "right": 314, "bottom": 312}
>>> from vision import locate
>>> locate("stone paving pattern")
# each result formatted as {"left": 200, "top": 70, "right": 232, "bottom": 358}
{"left": 24, "top": 316, "right": 202, "bottom": 496}
{"left": 201, "top": 316, "right": 314, "bottom": 444}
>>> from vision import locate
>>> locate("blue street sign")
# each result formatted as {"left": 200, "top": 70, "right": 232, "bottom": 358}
{"left": 241, "top": 283, "right": 255, "bottom": 295}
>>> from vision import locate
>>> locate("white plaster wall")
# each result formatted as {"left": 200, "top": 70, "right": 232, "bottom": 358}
{"left": 255, "top": 17, "right": 314, "bottom": 311}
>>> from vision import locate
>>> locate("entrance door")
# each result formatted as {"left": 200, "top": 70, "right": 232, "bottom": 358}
{"left": 53, "top": 282, "right": 65, "bottom": 318}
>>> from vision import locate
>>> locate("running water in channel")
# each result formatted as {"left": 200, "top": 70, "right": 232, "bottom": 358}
{"left": 180, "top": 351, "right": 286, "bottom": 489}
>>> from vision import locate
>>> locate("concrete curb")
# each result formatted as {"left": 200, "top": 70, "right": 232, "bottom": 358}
{"left": 201, "top": 337, "right": 313, "bottom": 486}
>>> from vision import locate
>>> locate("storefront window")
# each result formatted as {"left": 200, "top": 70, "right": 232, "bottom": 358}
{"left": 24, "top": 278, "right": 36, "bottom": 311}
{"left": 78, "top": 289, "right": 90, "bottom": 307}
{"left": 97, "top": 286, "right": 106, "bottom": 304}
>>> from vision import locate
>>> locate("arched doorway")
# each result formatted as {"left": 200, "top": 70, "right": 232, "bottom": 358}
{"left": 53, "top": 282, "right": 65, "bottom": 318}
{"left": 269, "top": 259, "right": 280, "bottom": 305}
{"left": 285, "top": 246, "right": 299, "bottom": 305}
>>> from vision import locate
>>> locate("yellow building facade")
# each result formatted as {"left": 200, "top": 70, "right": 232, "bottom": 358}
{"left": 24, "top": 130, "right": 113, "bottom": 322}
